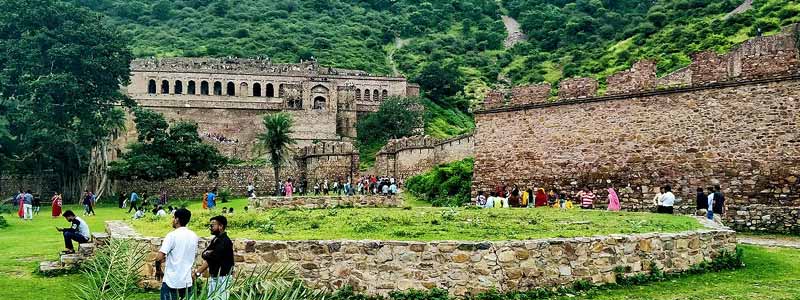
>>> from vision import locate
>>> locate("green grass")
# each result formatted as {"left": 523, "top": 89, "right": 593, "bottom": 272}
{"left": 129, "top": 199, "right": 700, "bottom": 241}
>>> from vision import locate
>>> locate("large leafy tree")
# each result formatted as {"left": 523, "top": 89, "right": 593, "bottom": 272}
{"left": 108, "top": 109, "right": 227, "bottom": 181}
{"left": 356, "top": 96, "right": 425, "bottom": 167}
{"left": 0, "top": 0, "right": 133, "bottom": 200}
{"left": 256, "top": 113, "right": 296, "bottom": 195}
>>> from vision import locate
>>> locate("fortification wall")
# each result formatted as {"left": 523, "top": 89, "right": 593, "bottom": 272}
{"left": 374, "top": 134, "right": 474, "bottom": 179}
{"left": 299, "top": 142, "right": 359, "bottom": 185}
{"left": 100, "top": 219, "right": 736, "bottom": 296}
{"left": 474, "top": 27, "right": 800, "bottom": 233}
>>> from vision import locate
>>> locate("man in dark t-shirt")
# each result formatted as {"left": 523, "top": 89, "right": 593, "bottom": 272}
{"left": 712, "top": 185, "right": 726, "bottom": 215}
{"left": 195, "top": 215, "right": 234, "bottom": 299}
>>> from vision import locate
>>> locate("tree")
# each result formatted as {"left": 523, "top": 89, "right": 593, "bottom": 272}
{"left": 0, "top": 0, "right": 133, "bottom": 201}
{"left": 357, "top": 97, "right": 424, "bottom": 145}
{"left": 413, "top": 61, "right": 465, "bottom": 107}
{"left": 255, "top": 113, "right": 296, "bottom": 196}
{"left": 108, "top": 109, "right": 227, "bottom": 181}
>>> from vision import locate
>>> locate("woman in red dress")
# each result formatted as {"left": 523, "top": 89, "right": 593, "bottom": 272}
{"left": 51, "top": 192, "right": 63, "bottom": 218}
{"left": 17, "top": 191, "right": 24, "bottom": 218}
{"left": 535, "top": 188, "right": 548, "bottom": 207}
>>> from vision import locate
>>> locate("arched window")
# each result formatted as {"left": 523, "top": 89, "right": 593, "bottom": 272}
{"left": 239, "top": 82, "right": 248, "bottom": 96}
{"left": 148, "top": 80, "right": 156, "bottom": 94}
{"left": 364, "top": 89, "right": 370, "bottom": 101}
{"left": 267, "top": 83, "right": 275, "bottom": 97}
{"left": 161, "top": 80, "right": 169, "bottom": 94}
{"left": 187, "top": 81, "right": 196, "bottom": 95}
{"left": 373, "top": 89, "right": 379, "bottom": 101}
{"left": 382, "top": 90, "right": 388, "bottom": 100}
{"left": 213, "top": 81, "right": 222, "bottom": 95}
{"left": 355, "top": 89, "right": 361, "bottom": 101}
{"left": 313, "top": 96, "right": 326, "bottom": 110}
{"left": 253, "top": 83, "right": 262, "bottom": 97}
{"left": 201, "top": 81, "right": 209, "bottom": 95}
{"left": 278, "top": 84, "right": 284, "bottom": 98}
{"left": 174, "top": 80, "right": 183, "bottom": 95}
{"left": 226, "top": 82, "right": 235, "bottom": 96}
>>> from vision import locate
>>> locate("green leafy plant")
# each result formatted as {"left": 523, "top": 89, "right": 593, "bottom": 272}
{"left": 75, "top": 238, "right": 149, "bottom": 300}
{"left": 0, "top": 216, "right": 8, "bottom": 229}
{"left": 406, "top": 158, "right": 473, "bottom": 207}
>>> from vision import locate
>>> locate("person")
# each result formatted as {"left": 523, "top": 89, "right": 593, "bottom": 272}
{"left": 160, "top": 190, "right": 168, "bottom": 205}
{"left": 246, "top": 183, "right": 255, "bottom": 198}
{"left": 322, "top": 180, "right": 329, "bottom": 195}
{"left": 228, "top": 208, "right": 234, "bottom": 215}
{"left": 16, "top": 190, "right": 24, "bottom": 219}
{"left": 535, "top": 188, "right": 548, "bottom": 207}
{"left": 607, "top": 187, "right": 621, "bottom": 211}
{"left": 51, "top": 192, "right": 63, "bottom": 218}
{"left": 128, "top": 191, "right": 140, "bottom": 213}
{"left": 202, "top": 192, "right": 209, "bottom": 210}
{"left": 22, "top": 190, "right": 34, "bottom": 220}
{"left": 484, "top": 192, "right": 496, "bottom": 208}
{"left": 559, "top": 192, "right": 568, "bottom": 210}
{"left": 577, "top": 186, "right": 596, "bottom": 209}
{"left": 653, "top": 187, "right": 664, "bottom": 213}
{"left": 156, "top": 208, "right": 199, "bottom": 300}
{"left": 696, "top": 187, "right": 708, "bottom": 212}
{"left": 82, "top": 190, "right": 95, "bottom": 216}
{"left": 475, "top": 191, "right": 486, "bottom": 207}
{"left": 156, "top": 205, "right": 168, "bottom": 217}
{"left": 133, "top": 208, "right": 145, "bottom": 220}
{"left": 389, "top": 182, "right": 398, "bottom": 195}
{"left": 207, "top": 189, "right": 217, "bottom": 209}
{"left": 57, "top": 210, "right": 90, "bottom": 254}
{"left": 706, "top": 186, "right": 715, "bottom": 221}
{"left": 221, "top": 207, "right": 228, "bottom": 215}
{"left": 118, "top": 193, "right": 126, "bottom": 209}
{"left": 712, "top": 185, "right": 726, "bottom": 218}
{"left": 243, "top": 206, "right": 248, "bottom": 213}
{"left": 314, "top": 182, "right": 321, "bottom": 195}
{"left": 284, "top": 179, "right": 293, "bottom": 197}
{"left": 381, "top": 183, "right": 390, "bottom": 195}
{"left": 660, "top": 185, "right": 675, "bottom": 214}
{"left": 195, "top": 215, "right": 235, "bottom": 300}
{"left": 547, "top": 189, "right": 558, "bottom": 207}
{"left": 33, "top": 194, "right": 41, "bottom": 215}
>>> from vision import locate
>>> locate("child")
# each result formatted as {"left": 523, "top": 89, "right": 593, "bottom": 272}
{"left": 559, "top": 193, "right": 568, "bottom": 210}
{"left": 221, "top": 207, "right": 229, "bottom": 214}
{"left": 133, "top": 208, "right": 145, "bottom": 219}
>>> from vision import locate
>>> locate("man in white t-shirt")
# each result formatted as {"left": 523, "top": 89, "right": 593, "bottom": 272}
{"left": 156, "top": 208, "right": 199, "bottom": 300}
{"left": 660, "top": 185, "right": 676, "bottom": 214}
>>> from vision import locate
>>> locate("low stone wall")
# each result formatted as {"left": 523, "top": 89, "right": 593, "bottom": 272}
{"left": 101, "top": 218, "right": 735, "bottom": 296}
{"left": 727, "top": 205, "right": 800, "bottom": 234}
{"left": 249, "top": 195, "right": 403, "bottom": 209}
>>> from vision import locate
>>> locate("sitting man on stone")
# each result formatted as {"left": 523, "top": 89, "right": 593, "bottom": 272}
{"left": 56, "top": 210, "right": 91, "bottom": 254}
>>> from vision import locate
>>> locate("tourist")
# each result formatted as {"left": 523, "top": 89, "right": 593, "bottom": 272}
{"left": 547, "top": 189, "right": 558, "bottom": 207}
{"left": 284, "top": 178, "right": 293, "bottom": 197}
{"left": 118, "top": 193, "right": 126, "bottom": 208}
{"left": 577, "top": 186, "right": 596, "bottom": 209}
{"left": 156, "top": 205, "right": 168, "bottom": 217}
{"left": 57, "top": 210, "right": 90, "bottom": 254}
{"left": 133, "top": 207, "right": 145, "bottom": 220}
{"left": 653, "top": 187, "right": 664, "bottom": 213}
{"left": 322, "top": 179, "right": 329, "bottom": 195}
{"left": 82, "top": 190, "right": 95, "bottom": 216}
{"left": 33, "top": 194, "right": 41, "bottom": 215}
{"left": 559, "top": 192, "right": 568, "bottom": 210}
{"left": 160, "top": 189, "right": 168, "bottom": 205}
{"left": 535, "top": 188, "right": 548, "bottom": 207}
{"left": 21, "top": 190, "right": 33, "bottom": 220}
{"left": 195, "top": 215, "right": 235, "bottom": 300}
{"left": 389, "top": 182, "right": 398, "bottom": 195}
{"left": 16, "top": 190, "right": 24, "bottom": 219}
{"left": 51, "top": 192, "right": 62, "bottom": 218}
{"left": 156, "top": 208, "right": 199, "bottom": 300}
{"left": 381, "top": 182, "right": 390, "bottom": 195}
{"left": 207, "top": 188, "right": 217, "bottom": 209}
{"left": 221, "top": 207, "right": 228, "bottom": 214}
{"left": 660, "top": 185, "right": 675, "bottom": 214}
{"left": 202, "top": 192, "right": 209, "bottom": 210}
{"left": 500, "top": 193, "right": 509, "bottom": 208}
{"left": 712, "top": 185, "right": 726, "bottom": 219}
{"left": 128, "top": 191, "right": 140, "bottom": 213}
{"left": 508, "top": 185, "right": 520, "bottom": 207}
{"left": 520, "top": 188, "right": 530, "bottom": 207}
{"left": 313, "top": 182, "right": 320, "bottom": 195}
{"left": 357, "top": 180, "right": 364, "bottom": 195}
{"left": 475, "top": 191, "right": 487, "bottom": 207}
{"left": 228, "top": 208, "right": 234, "bottom": 215}
{"left": 696, "top": 187, "right": 708, "bottom": 212}
{"left": 607, "top": 187, "right": 621, "bottom": 211}
{"left": 243, "top": 206, "right": 248, "bottom": 213}
{"left": 484, "top": 192, "right": 496, "bottom": 208}
{"left": 706, "top": 186, "right": 715, "bottom": 220}
{"left": 246, "top": 183, "right": 255, "bottom": 198}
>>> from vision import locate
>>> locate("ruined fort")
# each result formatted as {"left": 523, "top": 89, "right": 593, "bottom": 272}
{"left": 116, "top": 57, "right": 419, "bottom": 160}
{"left": 473, "top": 24, "right": 800, "bottom": 234}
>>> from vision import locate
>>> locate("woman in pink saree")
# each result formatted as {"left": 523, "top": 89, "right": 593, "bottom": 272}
{"left": 607, "top": 187, "right": 621, "bottom": 211}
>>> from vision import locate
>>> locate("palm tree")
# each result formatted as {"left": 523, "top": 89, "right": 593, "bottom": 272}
{"left": 256, "top": 113, "right": 296, "bottom": 196}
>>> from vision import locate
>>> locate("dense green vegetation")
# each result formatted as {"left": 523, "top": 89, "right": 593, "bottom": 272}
{"left": 406, "top": 158, "right": 474, "bottom": 207}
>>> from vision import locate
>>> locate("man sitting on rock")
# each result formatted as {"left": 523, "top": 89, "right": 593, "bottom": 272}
{"left": 56, "top": 210, "right": 91, "bottom": 254}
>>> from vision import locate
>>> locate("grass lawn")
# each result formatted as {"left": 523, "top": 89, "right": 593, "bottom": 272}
{"left": 1, "top": 199, "right": 799, "bottom": 300}
{"left": 129, "top": 198, "right": 701, "bottom": 241}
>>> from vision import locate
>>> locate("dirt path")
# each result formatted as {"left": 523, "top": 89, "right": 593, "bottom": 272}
{"left": 501, "top": 15, "right": 526, "bottom": 49}
{"left": 725, "top": 0, "right": 753, "bottom": 19}
{"left": 738, "top": 235, "right": 800, "bottom": 249}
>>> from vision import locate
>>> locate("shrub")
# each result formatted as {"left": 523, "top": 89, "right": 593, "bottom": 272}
{"left": 0, "top": 216, "right": 7, "bottom": 228}
{"left": 406, "top": 158, "right": 473, "bottom": 207}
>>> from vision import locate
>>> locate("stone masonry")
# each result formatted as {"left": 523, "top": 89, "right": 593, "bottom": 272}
{"left": 98, "top": 219, "right": 735, "bottom": 296}
{"left": 373, "top": 134, "right": 474, "bottom": 180}
{"left": 474, "top": 25, "right": 800, "bottom": 234}
{"left": 249, "top": 195, "right": 403, "bottom": 209}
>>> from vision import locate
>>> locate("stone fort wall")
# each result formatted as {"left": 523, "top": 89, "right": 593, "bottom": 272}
{"left": 373, "top": 134, "right": 474, "bottom": 180}
{"left": 473, "top": 25, "right": 800, "bottom": 234}
{"left": 100, "top": 219, "right": 735, "bottom": 296}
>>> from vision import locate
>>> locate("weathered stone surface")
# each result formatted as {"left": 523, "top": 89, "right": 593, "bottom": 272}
{"left": 249, "top": 195, "right": 402, "bottom": 209}
{"left": 373, "top": 134, "right": 473, "bottom": 181}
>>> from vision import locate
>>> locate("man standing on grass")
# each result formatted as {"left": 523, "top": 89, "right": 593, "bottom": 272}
{"left": 57, "top": 210, "right": 91, "bottom": 254}
{"left": 128, "top": 191, "right": 140, "bottom": 213}
{"left": 156, "top": 208, "right": 199, "bottom": 300}
{"left": 195, "top": 215, "right": 234, "bottom": 300}
{"left": 207, "top": 188, "right": 217, "bottom": 209}
{"left": 22, "top": 190, "right": 34, "bottom": 220}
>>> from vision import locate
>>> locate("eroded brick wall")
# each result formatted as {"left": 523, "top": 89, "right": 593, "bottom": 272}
{"left": 374, "top": 134, "right": 474, "bottom": 180}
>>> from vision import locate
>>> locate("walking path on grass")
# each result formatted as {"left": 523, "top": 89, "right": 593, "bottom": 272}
{"left": 738, "top": 235, "right": 800, "bottom": 249}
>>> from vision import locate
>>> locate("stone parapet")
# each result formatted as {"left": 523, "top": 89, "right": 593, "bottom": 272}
{"left": 510, "top": 83, "right": 551, "bottom": 106}
{"left": 727, "top": 204, "right": 800, "bottom": 234}
{"left": 558, "top": 77, "right": 598, "bottom": 99}
{"left": 99, "top": 218, "right": 735, "bottom": 295}
{"left": 606, "top": 60, "right": 657, "bottom": 95}
{"left": 249, "top": 195, "right": 403, "bottom": 209}
{"left": 374, "top": 134, "right": 473, "bottom": 180}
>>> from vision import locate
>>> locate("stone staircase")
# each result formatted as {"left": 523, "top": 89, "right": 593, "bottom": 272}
{"left": 38, "top": 232, "right": 108, "bottom": 274}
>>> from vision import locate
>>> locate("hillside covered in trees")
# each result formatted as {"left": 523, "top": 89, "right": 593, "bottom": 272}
{"left": 73, "top": 0, "right": 799, "bottom": 134}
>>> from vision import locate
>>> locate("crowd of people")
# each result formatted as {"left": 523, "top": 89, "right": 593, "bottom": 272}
{"left": 263, "top": 175, "right": 402, "bottom": 197}
{"left": 201, "top": 132, "right": 238, "bottom": 144}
